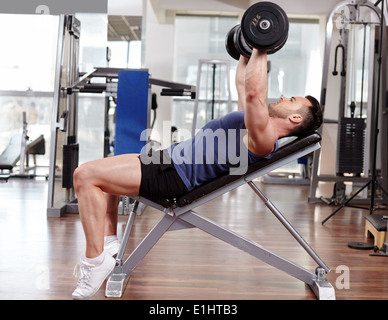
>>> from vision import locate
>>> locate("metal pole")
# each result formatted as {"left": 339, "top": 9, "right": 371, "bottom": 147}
{"left": 116, "top": 200, "right": 139, "bottom": 266}
{"left": 47, "top": 15, "right": 66, "bottom": 215}
{"left": 248, "top": 181, "right": 330, "bottom": 273}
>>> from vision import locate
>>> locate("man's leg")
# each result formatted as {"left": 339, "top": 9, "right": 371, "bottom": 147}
{"left": 73, "top": 153, "right": 141, "bottom": 258}
{"left": 104, "top": 193, "right": 120, "bottom": 237}
{"left": 72, "top": 154, "right": 141, "bottom": 299}
{"left": 103, "top": 193, "right": 120, "bottom": 256}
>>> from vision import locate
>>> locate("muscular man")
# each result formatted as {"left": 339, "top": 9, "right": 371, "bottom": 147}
{"left": 71, "top": 49, "right": 322, "bottom": 299}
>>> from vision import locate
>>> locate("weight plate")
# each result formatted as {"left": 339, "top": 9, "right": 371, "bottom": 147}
{"left": 241, "top": 1, "right": 289, "bottom": 52}
{"left": 234, "top": 26, "right": 252, "bottom": 58}
{"left": 266, "top": 33, "right": 288, "bottom": 55}
{"left": 347, "top": 241, "right": 374, "bottom": 250}
{"left": 225, "top": 25, "right": 241, "bottom": 60}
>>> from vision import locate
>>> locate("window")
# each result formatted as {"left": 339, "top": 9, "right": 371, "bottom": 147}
{"left": 267, "top": 19, "right": 322, "bottom": 102}
{"left": 0, "top": 13, "right": 109, "bottom": 167}
{"left": 108, "top": 40, "right": 142, "bottom": 68}
{"left": 173, "top": 15, "right": 239, "bottom": 133}
{"left": 0, "top": 14, "right": 59, "bottom": 92}
{"left": 0, "top": 14, "right": 59, "bottom": 163}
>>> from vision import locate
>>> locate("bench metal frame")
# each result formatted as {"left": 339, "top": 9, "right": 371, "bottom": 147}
{"left": 105, "top": 134, "right": 336, "bottom": 300}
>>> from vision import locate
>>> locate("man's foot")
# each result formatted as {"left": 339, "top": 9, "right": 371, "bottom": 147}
{"left": 72, "top": 251, "right": 115, "bottom": 300}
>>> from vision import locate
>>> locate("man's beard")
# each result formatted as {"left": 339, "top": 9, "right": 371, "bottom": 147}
{"left": 268, "top": 104, "right": 287, "bottom": 119}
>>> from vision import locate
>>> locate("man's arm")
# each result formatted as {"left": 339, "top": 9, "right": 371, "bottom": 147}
{"left": 244, "top": 49, "right": 277, "bottom": 156}
{"left": 235, "top": 56, "right": 249, "bottom": 111}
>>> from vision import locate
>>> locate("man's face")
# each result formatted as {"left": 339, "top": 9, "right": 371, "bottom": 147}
{"left": 268, "top": 96, "right": 310, "bottom": 118}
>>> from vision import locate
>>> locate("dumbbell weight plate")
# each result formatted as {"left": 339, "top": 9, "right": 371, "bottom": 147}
{"left": 266, "top": 33, "right": 288, "bottom": 55}
{"left": 234, "top": 25, "right": 252, "bottom": 58}
{"left": 241, "top": 1, "right": 289, "bottom": 53}
{"left": 225, "top": 25, "right": 241, "bottom": 60}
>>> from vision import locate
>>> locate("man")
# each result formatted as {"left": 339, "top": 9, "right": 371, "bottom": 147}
{"left": 71, "top": 49, "right": 322, "bottom": 299}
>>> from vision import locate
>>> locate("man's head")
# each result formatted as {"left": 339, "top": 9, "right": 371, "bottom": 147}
{"left": 268, "top": 95, "right": 322, "bottom": 137}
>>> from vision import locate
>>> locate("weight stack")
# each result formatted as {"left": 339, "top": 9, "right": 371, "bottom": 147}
{"left": 62, "top": 142, "right": 79, "bottom": 189}
{"left": 336, "top": 117, "right": 365, "bottom": 175}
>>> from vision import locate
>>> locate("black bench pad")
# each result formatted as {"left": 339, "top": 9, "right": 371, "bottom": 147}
{"left": 144, "top": 133, "right": 321, "bottom": 209}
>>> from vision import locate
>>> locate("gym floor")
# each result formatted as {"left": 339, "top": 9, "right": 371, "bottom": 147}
{"left": 1, "top": 176, "right": 387, "bottom": 300}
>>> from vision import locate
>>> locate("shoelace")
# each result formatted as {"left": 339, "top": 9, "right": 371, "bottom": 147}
{"left": 73, "top": 260, "right": 93, "bottom": 288}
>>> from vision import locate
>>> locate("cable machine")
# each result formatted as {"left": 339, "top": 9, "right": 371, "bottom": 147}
{"left": 47, "top": 16, "right": 195, "bottom": 217}
{"left": 309, "top": 1, "right": 388, "bottom": 217}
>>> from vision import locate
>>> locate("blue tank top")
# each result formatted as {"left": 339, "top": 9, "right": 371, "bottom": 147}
{"left": 167, "top": 111, "right": 278, "bottom": 191}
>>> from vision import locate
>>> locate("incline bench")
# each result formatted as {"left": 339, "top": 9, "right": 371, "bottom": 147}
{"left": 105, "top": 132, "right": 336, "bottom": 300}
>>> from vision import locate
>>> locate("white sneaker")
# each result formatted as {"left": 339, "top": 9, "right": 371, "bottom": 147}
{"left": 104, "top": 239, "right": 121, "bottom": 257}
{"left": 72, "top": 252, "right": 115, "bottom": 300}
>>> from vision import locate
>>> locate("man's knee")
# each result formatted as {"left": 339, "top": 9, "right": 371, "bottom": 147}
{"left": 73, "top": 163, "right": 94, "bottom": 191}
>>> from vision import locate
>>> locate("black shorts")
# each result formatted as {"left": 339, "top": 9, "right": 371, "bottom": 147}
{"left": 138, "top": 149, "right": 189, "bottom": 199}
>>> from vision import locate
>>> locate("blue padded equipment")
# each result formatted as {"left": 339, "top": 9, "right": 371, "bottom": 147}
{"left": 114, "top": 70, "right": 149, "bottom": 155}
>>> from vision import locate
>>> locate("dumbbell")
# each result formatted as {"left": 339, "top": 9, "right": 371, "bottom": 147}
{"left": 225, "top": 1, "right": 289, "bottom": 60}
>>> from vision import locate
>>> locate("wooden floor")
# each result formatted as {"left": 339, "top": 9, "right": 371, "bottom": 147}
{"left": 1, "top": 176, "right": 387, "bottom": 300}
